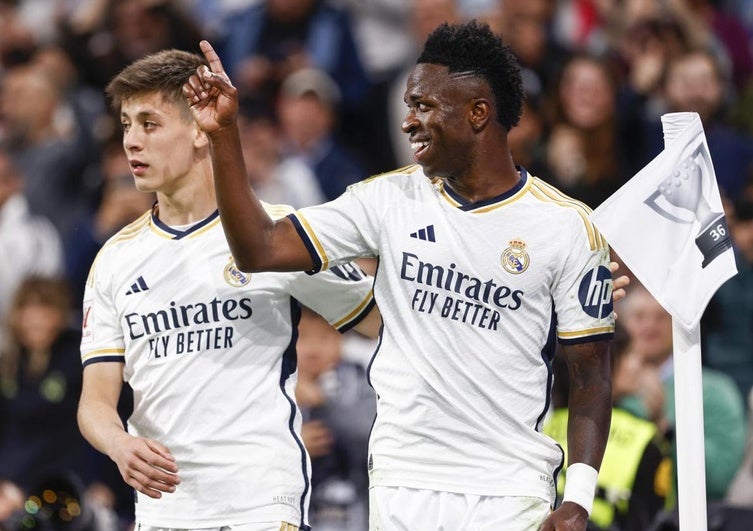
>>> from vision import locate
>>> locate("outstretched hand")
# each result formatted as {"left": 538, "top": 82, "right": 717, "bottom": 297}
{"left": 183, "top": 40, "right": 238, "bottom": 135}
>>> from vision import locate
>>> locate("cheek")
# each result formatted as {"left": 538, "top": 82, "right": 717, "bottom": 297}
{"left": 159, "top": 143, "right": 196, "bottom": 176}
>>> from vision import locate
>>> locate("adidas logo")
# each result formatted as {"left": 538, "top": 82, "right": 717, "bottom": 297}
{"left": 409, "top": 225, "right": 436, "bottom": 242}
{"left": 125, "top": 276, "right": 150, "bottom": 295}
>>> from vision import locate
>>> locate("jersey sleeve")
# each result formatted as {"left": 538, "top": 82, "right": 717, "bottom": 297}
{"left": 287, "top": 183, "right": 381, "bottom": 273}
{"left": 288, "top": 262, "right": 375, "bottom": 332}
{"left": 552, "top": 212, "right": 615, "bottom": 344}
{"left": 80, "top": 245, "right": 126, "bottom": 367}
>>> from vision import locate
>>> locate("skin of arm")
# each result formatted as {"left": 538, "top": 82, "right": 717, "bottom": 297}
{"left": 184, "top": 40, "right": 312, "bottom": 273}
{"left": 541, "top": 340, "right": 612, "bottom": 531}
{"left": 351, "top": 306, "right": 382, "bottom": 339}
{"left": 78, "top": 363, "right": 180, "bottom": 499}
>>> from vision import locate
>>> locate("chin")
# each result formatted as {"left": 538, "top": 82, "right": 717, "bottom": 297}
{"left": 418, "top": 161, "right": 444, "bottom": 178}
{"left": 133, "top": 178, "right": 158, "bottom": 194}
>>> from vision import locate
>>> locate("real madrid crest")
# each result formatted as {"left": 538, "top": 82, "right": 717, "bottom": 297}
{"left": 501, "top": 239, "right": 530, "bottom": 274}
{"left": 224, "top": 256, "right": 252, "bottom": 287}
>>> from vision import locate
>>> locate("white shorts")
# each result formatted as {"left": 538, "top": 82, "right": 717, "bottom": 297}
{"left": 368, "top": 486, "right": 551, "bottom": 531}
{"left": 136, "top": 522, "right": 301, "bottom": 531}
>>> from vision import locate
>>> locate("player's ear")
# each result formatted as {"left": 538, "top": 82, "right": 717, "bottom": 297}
{"left": 469, "top": 98, "right": 492, "bottom": 132}
{"left": 193, "top": 124, "right": 209, "bottom": 149}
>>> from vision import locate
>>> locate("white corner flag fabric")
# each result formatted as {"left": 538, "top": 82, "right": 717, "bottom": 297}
{"left": 591, "top": 112, "right": 737, "bottom": 330}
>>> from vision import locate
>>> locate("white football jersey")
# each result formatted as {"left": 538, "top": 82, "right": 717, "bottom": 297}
{"left": 81, "top": 204, "right": 374, "bottom": 528}
{"left": 290, "top": 166, "right": 614, "bottom": 503}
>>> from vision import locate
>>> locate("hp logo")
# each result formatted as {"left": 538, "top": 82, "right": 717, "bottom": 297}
{"left": 578, "top": 266, "right": 613, "bottom": 319}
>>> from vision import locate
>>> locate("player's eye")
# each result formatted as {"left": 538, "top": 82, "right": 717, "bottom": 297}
{"left": 121, "top": 122, "right": 131, "bottom": 131}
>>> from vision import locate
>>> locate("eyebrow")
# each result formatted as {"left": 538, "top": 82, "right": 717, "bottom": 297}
{"left": 121, "top": 110, "right": 160, "bottom": 120}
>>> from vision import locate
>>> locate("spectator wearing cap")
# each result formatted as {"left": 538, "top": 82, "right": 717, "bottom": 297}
{"left": 277, "top": 67, "right": 367, "bottom": 201}
{"left": 237, "top": 100, "right": 326, "bottom": 209}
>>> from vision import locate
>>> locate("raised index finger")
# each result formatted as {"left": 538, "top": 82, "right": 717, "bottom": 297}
{"left": 200, "top": 40, "right": 225, "bottom": 74}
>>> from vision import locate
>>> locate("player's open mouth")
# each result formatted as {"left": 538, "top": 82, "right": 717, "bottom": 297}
{"left": 411, "top": 140, "right": 430, "bottom": 160}
{"left": 130, "top": 160, "right": 148, "bottom": 175}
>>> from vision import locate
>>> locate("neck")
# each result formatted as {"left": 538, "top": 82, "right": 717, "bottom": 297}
{"left": 156, "top": 164, "right": 217, "bottom": 226}
{"left": 442, "top": 130, "right": 520, "bottom": 202}
{"left": 443, "top": 157, "right": 520, "bottom": 203}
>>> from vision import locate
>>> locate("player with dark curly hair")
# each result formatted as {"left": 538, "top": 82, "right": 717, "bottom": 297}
{"left": 185, "top": 20, "right": 619, "bottom": 531}
{"left": 416, "top": 20, "right": 525, "bottom": 132}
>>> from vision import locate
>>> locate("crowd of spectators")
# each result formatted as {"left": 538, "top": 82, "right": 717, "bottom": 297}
{"left": 1, "top": 0, "right": 753, "bottom": 529}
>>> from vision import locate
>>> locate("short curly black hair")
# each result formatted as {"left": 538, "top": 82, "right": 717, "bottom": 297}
{"left": 417, "top": 20, "right": 524, "bottom": 130}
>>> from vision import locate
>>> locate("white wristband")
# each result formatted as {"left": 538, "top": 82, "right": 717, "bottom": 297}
{"left": 562, "top": 462, "right": 598, "bottom": 516}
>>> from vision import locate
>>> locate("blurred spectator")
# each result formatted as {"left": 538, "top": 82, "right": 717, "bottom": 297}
{"left": 726, "top": 387, "right": 753, "bottom": 507}
{"left": 0, "top": 1, "right": 36, "bottom": 70}
{"left": 277, "top": 68, "right": 366, "bottom": 201}
{"left": 0, "top": 479, "right": 23, "bottom": 523}
{"left": 296, "top": 307, "right": 375, "bottom": 531}
{"left": 615, "top": 14, "right": 695, "bottom": 177}
{"left": 730, "top": 197, "right": 753, "bottom": 263}
{"left": 220, "top": 0, "right": 375, "bottom": 174}
{"left": 329, "top": 0, "right": 414, "bottom": 173}
{"left": 182, "top": 0, "right": 259, "bottom": 43}
{"left": 617, "top": 15, "right": 693, "bottom": 101}
{"left": 31, "top": 44, "right": 110, "bottom": 146}
{"left": 672, "top": 0, "right": 753, "bottom": 92}
{"left": 545, "top": 327, "right": 671, "bottom": 531}
{"left": 220, "top": 0, "right": 369, "bottom": 111}
{"left": 329, "top": 0, "right": 413, "bottom": 84}
{"left": 0, "top": 145, "right": 63, "bottom": 348}
{"left": 621, "top": 285, "right": 746, "bottom": 502}
{"left": 0, "top": 277, "right": 84, "bottom": 493}
{"left": 59, "top": 0, "right": 204, "bottom": 90}
{"left": 700, "top": 197, "right": 753, "bottom": 405}
{"left": 65, "top": 138, "right": 155, "bottom": 312}
{"left": 508, "top": 98, "right": 548, "bottom": 179}
{"left": 639, "top": 49, "right": 753, "bottom": 200}
{"left": 238, "top": 102, "right": 326, "bottom": 208}
{"left": 502, "top": 0, "right": 571, "bottom": 103}
{"left": 543, "top": 53, "right": 630, "bottom": 208}
{"left": 0, "top": 61, "right": 100, "bottom": 237}
{"left": 551, "top": 0, "right": 611, "bottom": 53}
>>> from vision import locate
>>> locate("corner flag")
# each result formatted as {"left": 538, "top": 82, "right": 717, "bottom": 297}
{"left": 591, "top": 112, "right": 738, "bottom": 531}
{"left": 590, "top": 112, "right": 737, "bottom": 330}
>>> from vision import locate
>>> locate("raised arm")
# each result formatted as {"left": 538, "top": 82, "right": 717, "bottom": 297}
{"left": 541, "top": 340, "right": 612, "bottom": 531}
{"left": 183, "top": 40, "right": 313, "bottom": 272}
{"left": 78, "top": 363, "right": 180, "bottom": 499}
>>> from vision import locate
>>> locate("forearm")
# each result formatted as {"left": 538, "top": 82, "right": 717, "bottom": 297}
{"left": 565, "top": 344, "right": 612, "bottom": 468}
{"left": 207, "top": 126, "right": 313, "bottom": 272}
{"left": 352, "top": 306, "right": 382, "bottom": 339}
{"left": 207, "top": 126, "right": 276, "bottom": 271}
{"left": 78, "top": 397, "right": 129, "bottom": 458}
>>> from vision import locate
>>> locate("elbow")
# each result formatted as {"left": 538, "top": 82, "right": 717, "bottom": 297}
{"left": 76, "top": 404, "right": 87, "bottom": 438}
{"left": 233, "top": 255, "right": 260, "bottom": 273}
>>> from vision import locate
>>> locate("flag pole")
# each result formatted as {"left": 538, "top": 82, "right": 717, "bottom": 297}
{"left": 672, "top": 321, "right": 707, "bottom": 530}
{"left": 662, "top": 113, "right": 708, "bottom": 531}
{"left": 590, "top": 111, "right": 734, "bottom": 530}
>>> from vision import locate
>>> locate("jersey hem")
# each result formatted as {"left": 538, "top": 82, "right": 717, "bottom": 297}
{"left": 558, "top": 332, "right": 614, "bottom": 345}
{"left": 368, "top": 475, "right": 555, "bottom": 502}
{"left": 134, "top": 505, "right": 304, "bottom": 528}
{"left": 81, "top": 355, "right": 126, "bottom": 367}
{"left": 287, "top": 213, "right": 324, "bottom": 274}
{"left": 337, "top": 295, "right": 376, "bottom": 333}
